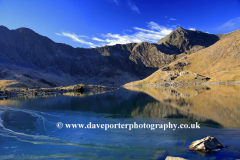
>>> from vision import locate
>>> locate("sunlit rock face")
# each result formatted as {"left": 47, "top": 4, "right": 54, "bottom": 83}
{"left": 189, "top": 136, "right": 224, "bottom": 152}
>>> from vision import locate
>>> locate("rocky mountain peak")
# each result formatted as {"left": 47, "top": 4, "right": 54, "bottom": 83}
{"left": 15, "top": 27, "right": 36, "bottom": 33}
{"left": 176, "top": 26, "right": 184, "bottom": 31}
{"left": 157, "top": 27, "right": 220, "bottom": 54}
{"left": 0, "top": 25, "right": 9, "bottom": 30}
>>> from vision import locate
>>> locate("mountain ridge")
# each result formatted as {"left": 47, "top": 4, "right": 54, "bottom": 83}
{"left": 157, "top": 27, "right": 220, "bottom": 54}
{"left": 0, "top": 26, "right": 156, "bottom": 88}
{"left": 128, "top": 27, "right": 221, "bottom": 68}
{"left": 124, "top": 28, "right": 240, "bottom": 86}
{"left": 0, "top": 25, "right": 227, "bottom": 89}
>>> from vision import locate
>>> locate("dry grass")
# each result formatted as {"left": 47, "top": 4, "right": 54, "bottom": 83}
{"left": 183, "top": 29, "right": 240, "bottom": 81}
{"left": 0, "top": 65, "right": 76, "bottom": 90}
{"left": 174, "top": 74, "right": 196, "bottom": 82}
{"left": 125, "top": 29, "right": 240, "bottom": 86}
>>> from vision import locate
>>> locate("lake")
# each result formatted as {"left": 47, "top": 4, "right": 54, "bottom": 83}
{"left": 0, "top": 85, "right": 240, "bottom": 160}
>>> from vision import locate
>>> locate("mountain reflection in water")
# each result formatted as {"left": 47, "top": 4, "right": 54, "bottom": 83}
{"left": 125, "top": 85, "right": 240, "bottom": 128}
{"left": 1, "top": 86, "right": 240, "bottom": 159}
{"left": 1, "top": 85, "right": 239, "bottom": 128}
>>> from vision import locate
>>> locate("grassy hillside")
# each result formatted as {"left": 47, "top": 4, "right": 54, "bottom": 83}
{"left": 125, "top": 28, "right": 240, "bottom": 86}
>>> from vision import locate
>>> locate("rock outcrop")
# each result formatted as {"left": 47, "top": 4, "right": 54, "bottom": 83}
{"left": 128, "top": 27, "right": 221, "bottom": 68}
{"left": 157, "top": 27, "right": 220, "bottom": 54}
{"left": 189, "top": 136, "right": 224, "bottom": 152}
{"left": 165, "top": 156, "right": 187, "bottom": 160}
{"left": 129, "top": 42, "right": 178, "bottom": 67}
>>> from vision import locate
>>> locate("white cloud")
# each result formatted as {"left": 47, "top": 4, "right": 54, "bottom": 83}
{"left": 92, "top": 37, "right": 105, "bottom": 42}
{"left": 113, "top": 0, "right": 140, "bottom": 14}
{"left": 128, "top": 1, "right": 140, "bottom": 14}
{"left": 56, "top": 21, "right": 175, "bottom": 48}
{"left": 78, "top": 35, "right": 90, "bottom": 38}
{"left": 56, "top": 32, "right": 96, "bottom": 48}
{"left": 148, "top": 21, "right": 173, "bottom": 35}
{"left": 217, "top": 17, "right": 240, "bottom": 32}
{"left": 97, "top": 21, "right": 174, "bottom": 46}
{"left": 188, "top": 28, "right": 196, "bottom": 31}
{"left": 133, "top": 27, "right": 158, "bottom": 33}
{"left": 122, "top": 29, "right": 132, "bottom": 35}
{"left": 113, "top": 0, "right": 119, "bottom": 5}
{"left": 169, "top": 18, "right": 176, "bottom": 21}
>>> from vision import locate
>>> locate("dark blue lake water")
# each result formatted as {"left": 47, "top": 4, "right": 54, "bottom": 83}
{"left": 0, "top": 86, "right": 240, "bottom": 160}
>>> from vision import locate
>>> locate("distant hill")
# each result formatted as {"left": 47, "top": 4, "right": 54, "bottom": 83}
{"left": 124, "top": 28, "right": 240, "bottom": 86}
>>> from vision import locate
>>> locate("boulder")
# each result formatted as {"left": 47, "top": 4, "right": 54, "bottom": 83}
{"left": 189, "top": 136, "right": 224, "bottom": 152}
{"left": 165, "top": 156, "right": 187, "bottom": 160}
{"left": 162, "top": 66, "right": 171, "bottom": 71}
{"left": 174, "top": 62, "right": 186, "bottom": 67}
{"left": 179, "top": 71, "right": 189, "bottom": 76}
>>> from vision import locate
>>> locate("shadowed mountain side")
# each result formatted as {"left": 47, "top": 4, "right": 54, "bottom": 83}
{"left": 124, "top": 86, "right": 240, "bottom": 127}
{"left": 0, "top": 26, "right": 157, "bottom": 87}
{"left": 129, "top": 42, "right": 179, "bottom": 68}
{"left": 0, "top": 63, "right": 76, "bottom": 89}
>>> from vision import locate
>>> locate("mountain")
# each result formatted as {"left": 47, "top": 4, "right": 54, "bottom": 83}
{"left": 129, "top": 42, "right": 177, "bottom": 68}
{"left": 128, "top": 27, "right": 221, "bottom": 68}
{"left": 157, "top": 27, "right": 220, "bottom": 54}
{"left": 0, "top": 26, "right": 224, "bottom": 89}
{"left": 124, "top": 28, "right": 240, "bottom": 85}
{"left": 0, "top": 26, "right": 158, "bottom": 88}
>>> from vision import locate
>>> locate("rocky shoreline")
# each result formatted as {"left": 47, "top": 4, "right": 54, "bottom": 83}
{"left": 125, "top": 80, "right": 240, "bottom": 88}
{"left": 0, "top": 84, "right": 118, "bottom": 99}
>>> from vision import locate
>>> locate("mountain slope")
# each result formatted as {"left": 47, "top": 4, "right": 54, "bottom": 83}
{"left": 0, "top": 26, "right": 157, "bottom": 88}
{"left": 125, "top": 28, "right": 240, "bottom": 85}
{"left": 128, "top": 27, "right": 221, "bottom": 68}
{"left": 129, "top": 42, "right": 178, "bottom": 67}
{"left": 157, "top": 27, "right": 220, "bottom": 54}
{"left": 0, "top": 26, "right": 224, "bottom": 89}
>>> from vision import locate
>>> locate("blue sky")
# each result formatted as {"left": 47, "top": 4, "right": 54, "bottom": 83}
{"left": 0, "top": 0, "right": 240, "bottom": 48}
